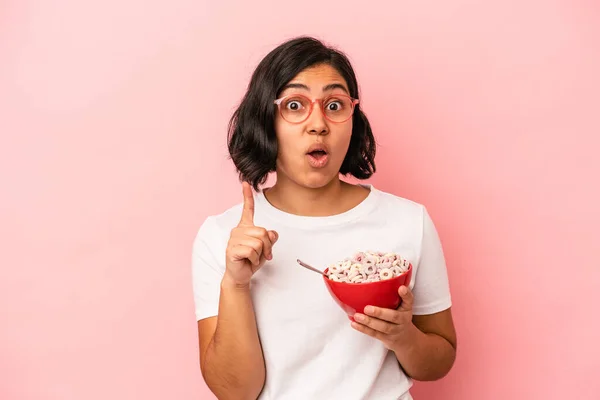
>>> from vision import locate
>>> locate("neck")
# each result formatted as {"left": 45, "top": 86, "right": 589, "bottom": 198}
{"left": 263, "top": 174, "right": 367, "bottom": 217}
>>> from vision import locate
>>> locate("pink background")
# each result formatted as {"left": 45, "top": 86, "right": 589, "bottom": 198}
{"left": 1, "top": 1, "right": 599, "bottom": 399}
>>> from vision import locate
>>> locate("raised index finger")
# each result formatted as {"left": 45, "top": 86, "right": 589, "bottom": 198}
{"left": 239, "top": 181, "right": 255, "bottom": 226}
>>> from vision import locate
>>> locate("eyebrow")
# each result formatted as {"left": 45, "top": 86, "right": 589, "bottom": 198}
{"left": 281, "top": 82, "right": 349, "bottom": 95}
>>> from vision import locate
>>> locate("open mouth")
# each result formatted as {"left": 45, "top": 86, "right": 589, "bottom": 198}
{"left": 306, "top": 149, "right": 329, "bottom": 168}
{"left": 308, "top": 150, "right": 327, "bottom": 158}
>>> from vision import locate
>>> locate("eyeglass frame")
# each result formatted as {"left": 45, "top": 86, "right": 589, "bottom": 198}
{"left": 273, "top": 93, "right": 360, "bottom": 124}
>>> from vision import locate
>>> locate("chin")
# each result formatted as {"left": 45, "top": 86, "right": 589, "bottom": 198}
{"left": 300, "top": 172, "right": 339, "bottom": 189}
{"left": 277, "top": 162, "right": 342, "bottom": 189}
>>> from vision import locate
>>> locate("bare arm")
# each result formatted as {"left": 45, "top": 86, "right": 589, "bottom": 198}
{"left": 394, "top": 308, "right": 457, "bottom": 381}
{"left": 198, "top": 276, "right": 265, "bottom": 400}
{"left": 197, "top": 182, "right": 278, "bottom": 400}
{"left": 351, "top": 287, "right": 457, "bottom": 381}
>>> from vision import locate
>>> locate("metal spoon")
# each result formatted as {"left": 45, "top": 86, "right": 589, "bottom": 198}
{"left": 296, "top": 259, "right": 327, "bottom": 276}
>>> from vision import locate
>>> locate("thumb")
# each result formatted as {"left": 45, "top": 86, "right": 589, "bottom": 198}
{"left": 398, "top": 285, "right": 414, "bottom": 312}
{"left": 268, "top": 230, "right": 279, "bottom": 244}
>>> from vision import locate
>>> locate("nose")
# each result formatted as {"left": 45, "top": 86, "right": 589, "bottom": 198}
{"left": 306, "top": 101, "right": 329, "bottom": 136}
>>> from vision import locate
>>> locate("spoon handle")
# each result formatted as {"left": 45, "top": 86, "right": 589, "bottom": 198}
{"left": 296, "top": 259, "right": 327, "bottom": 276}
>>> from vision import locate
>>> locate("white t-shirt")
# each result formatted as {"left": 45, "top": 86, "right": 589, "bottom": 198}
{"left": 192, "top": 184, "right": 452, "bottom": 400}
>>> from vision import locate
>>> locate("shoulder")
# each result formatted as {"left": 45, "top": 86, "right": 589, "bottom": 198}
{"left": 203, "top": 202, "right": 243, "bottom": 232}
{"left": 193, "top": 201, "right": 244, "bottom": 247}
{"left": 371, "top": 186, "right": 426, "bottom": 219}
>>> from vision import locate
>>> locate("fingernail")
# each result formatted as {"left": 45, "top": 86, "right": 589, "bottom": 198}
{"left": 399, "top": 286, "right": 408, "bottom": 295}
{"left": 354, "top": 313, "right": 365, "bottom": 322}
{"left": 364, "top": 306, "right": 374, "bottom": 315}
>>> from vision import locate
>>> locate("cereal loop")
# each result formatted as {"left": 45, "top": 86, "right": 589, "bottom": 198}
{"left": 326, "top": 251, "right": 410, "bottom": 283}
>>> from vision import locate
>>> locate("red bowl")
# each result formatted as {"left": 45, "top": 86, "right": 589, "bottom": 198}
{"left": 323, "top": 264, "right": 413, "bottom": 320}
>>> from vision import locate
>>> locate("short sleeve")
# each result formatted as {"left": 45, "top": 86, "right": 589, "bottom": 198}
{"left": 411, "top": 207, "right": 452, "bottom": 315}
{"left": 191, "top": 216, "right": 226, "bottom": 321}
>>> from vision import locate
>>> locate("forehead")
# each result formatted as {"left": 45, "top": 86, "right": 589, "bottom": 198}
{"left": 283, "top": 64, "right": 349, "bottom": 93}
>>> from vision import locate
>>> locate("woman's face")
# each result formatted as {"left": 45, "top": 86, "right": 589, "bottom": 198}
{"left": 274, "top": 63, "right": 354, "bottom": 189}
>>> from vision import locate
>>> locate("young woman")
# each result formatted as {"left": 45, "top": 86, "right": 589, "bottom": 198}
{"left": 192, "top": 36, "right": 457, "bottom": 400}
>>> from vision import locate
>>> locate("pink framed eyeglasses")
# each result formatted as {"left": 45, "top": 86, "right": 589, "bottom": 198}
{"left": 274, "top": 93, "right": 359, "bottom": 124}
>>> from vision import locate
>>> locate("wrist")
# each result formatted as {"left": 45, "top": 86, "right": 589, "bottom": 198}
{"left": 391, "top": 321, "right": 422, "bottom": 356}
{"left": 221, "top": 272, "right": 251, "bottom": 291}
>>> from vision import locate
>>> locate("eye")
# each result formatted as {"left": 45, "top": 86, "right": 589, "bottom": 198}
{"left": 325, "top": 100, "right": 343, "bottom": 112}
{"left": 285, "top": 100, "right": 304, "bottom": 111}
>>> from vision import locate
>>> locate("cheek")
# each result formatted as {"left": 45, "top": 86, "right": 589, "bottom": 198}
{"left": 274, "top": 126, "right": 300, "bottom": 165}
{"left": 274, "top": 115, "right": 285, "bottom": 135}
{"left": 333, "top": 125, "right": 353, "bottom": 154}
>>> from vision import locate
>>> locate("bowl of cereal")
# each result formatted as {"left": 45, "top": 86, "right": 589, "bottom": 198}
{"left": 322, "top": 251, "right": 413, "bottom": 320}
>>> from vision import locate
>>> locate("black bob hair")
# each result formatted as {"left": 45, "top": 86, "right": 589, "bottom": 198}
{"left": 227, "top": 36, "right": 376, "bottom": 191}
